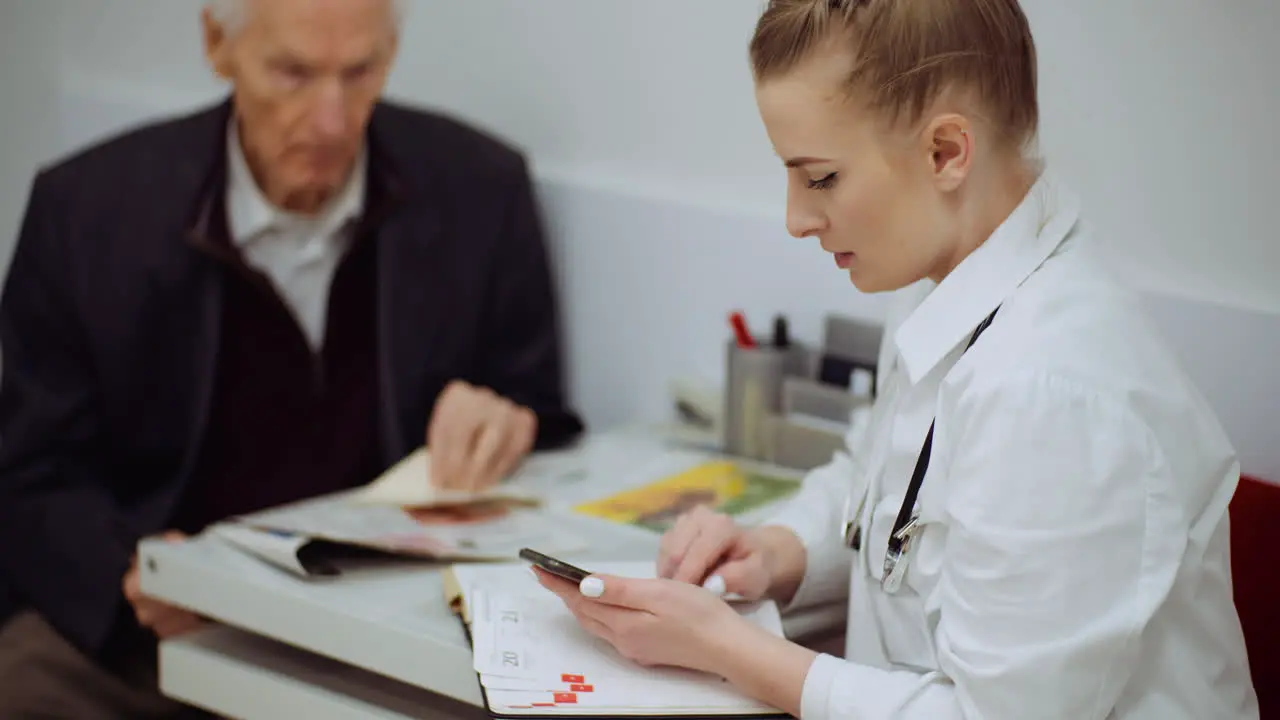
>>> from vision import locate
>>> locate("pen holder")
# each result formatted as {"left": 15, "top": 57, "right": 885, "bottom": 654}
{"left": 723, "top": 339, "right": 787, "bottom": 461}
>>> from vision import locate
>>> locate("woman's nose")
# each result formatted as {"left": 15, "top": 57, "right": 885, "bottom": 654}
{"left": 785, "top": 198, "right": 825, "bottom": 239}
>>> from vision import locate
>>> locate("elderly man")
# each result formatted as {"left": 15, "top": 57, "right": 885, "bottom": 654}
{"left": 0, "top": 0, "right": 582, "bottom": 715}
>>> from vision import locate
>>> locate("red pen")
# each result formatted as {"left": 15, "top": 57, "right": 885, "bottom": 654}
{"left": 729, "top": 311, "right": 757, "bottom": 349}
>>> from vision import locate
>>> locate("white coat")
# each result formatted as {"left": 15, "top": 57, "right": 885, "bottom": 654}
{"left": 767, "top": 174, "right": 1259, "bottom": 719}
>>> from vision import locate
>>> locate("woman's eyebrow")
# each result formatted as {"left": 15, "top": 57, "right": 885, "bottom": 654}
{"left": 784, "top": 156, "right": 832, "bottom": 168}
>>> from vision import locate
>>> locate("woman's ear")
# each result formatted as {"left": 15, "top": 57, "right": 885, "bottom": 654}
{"left": 924, "top": 114, "right": 973, "bottom": 191}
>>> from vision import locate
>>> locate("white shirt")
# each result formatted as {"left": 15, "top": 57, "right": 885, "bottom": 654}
{"left": 767, "top": 174, "right": 1259, "bottom": 719}
{"left": 225, "top": 122, "right": 366, "bottom": 351}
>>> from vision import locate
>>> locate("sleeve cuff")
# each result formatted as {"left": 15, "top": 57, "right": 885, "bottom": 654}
{"left": 800, "top": 653, "right": 844, "bottom": 719}
{"left": 802, "top": 654, "right": 938, "bottom": 719}
{"left": 784, "top": 531, "right": 852, "bottom": 614}
{"left": 531, "top": 406, "right": 585, "bottom": 450}
{"left": 766, "top": 505, "right": 852, "bottom": 614}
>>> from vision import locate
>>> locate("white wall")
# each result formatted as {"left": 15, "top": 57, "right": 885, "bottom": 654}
{"left": 393, "top": 0, "right": 1280, "bottom": 316}
{"left": 7, "top": 1, "right": 1279, "bottom": 314}
{"left": 0, "top": 3, "right": 62, "bottom": 263}
{"left": 2, "top": 1, "right": 1279, "bottom": 476}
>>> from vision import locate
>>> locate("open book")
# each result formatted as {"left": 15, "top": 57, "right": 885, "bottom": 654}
{"left": 443, "top": 562, "right": 790, "bottom": 718}
{"left": 214, "top": 493, "right": 587, "bottom": 578}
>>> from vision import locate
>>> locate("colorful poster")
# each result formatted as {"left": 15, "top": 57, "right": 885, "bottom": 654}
{"left": 572, "top": 460, "right": 802, "bottom": 533}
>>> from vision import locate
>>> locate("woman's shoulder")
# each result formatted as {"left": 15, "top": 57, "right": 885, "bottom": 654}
{"left": 967, "top": 240, "right": 1177, "bottom": 396}
{"left": 943, "top": 244, "right": 1238, "bottom": 494}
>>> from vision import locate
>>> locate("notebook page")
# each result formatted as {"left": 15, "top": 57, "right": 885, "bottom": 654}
{"left": 485, "top": 692, "right": 777, "bottom": 717}
{"left": 466, "top": 567, "right": 784, "bottom": 716}
{"left": 451, "top": 560, "right": 658, "bottom": 622}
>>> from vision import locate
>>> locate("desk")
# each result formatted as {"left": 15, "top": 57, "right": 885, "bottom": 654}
{"left": 161, "top": 625, "right": 487, "bottom": 719}
{"left": 139, "top": 429, "right": 846, "bottom": 718}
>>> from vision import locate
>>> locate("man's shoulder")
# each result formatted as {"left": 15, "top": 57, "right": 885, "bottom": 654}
{"left": 369, "top": 100, "right": 529, "bottom": 181}
{"left": 38, "top": 102, "right": 225, "bottom": 192}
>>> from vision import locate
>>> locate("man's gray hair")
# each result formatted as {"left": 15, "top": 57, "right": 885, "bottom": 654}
{"left": 206, "top": 0, "right": 405, "bottom": 35}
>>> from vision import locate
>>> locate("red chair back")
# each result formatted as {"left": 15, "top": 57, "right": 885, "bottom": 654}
{"left": 1231, "top": 475, "right": 1280, "bottom": 718}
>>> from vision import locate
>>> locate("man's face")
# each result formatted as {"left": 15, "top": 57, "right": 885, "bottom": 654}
{"left": 202, "top": 0, "right": 398, "bottom": 212}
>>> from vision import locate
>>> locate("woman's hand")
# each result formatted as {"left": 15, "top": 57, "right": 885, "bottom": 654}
{"left": 533, "top": 567, "right": 754, "bottom": 675}
{"left": 657, "top": 506, "right": 805, "bottom": 603}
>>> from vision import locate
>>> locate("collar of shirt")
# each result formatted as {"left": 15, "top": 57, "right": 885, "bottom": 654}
{"left": 225, "top": 120, "right": 367, "bottom": 247}
{"left": 893, "top": 172, "right": 1081, "bottom": 385}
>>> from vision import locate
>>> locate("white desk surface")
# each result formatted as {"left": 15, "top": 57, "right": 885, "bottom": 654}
{"left": 139, "top": 429, "right": 845, "bottom": 717}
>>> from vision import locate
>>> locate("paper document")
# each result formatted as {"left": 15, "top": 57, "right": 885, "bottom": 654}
{"left": 353, "top": 446, "right": 542, "bottom": 510}
{"left": 231, "top": 495, "right": 587, "bottom": 563}
{"left": 446, "top": 561, "right": 788, "bottom": 717}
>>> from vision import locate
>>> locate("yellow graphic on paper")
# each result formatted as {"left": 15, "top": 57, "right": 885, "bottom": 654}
{"left": 573, "top": 460, "right": 801, "bottom": 533}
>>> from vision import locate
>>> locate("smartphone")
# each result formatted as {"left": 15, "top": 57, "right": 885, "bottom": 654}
{"left": 519, "top": 547, "right": 591, "bottom": 583}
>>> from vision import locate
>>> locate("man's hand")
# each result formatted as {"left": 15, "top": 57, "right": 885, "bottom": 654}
{"left": 426, "top": 380, "right": 537, "bottom": 492}
{"left": 122, "top": 531, "right": 207, "bottom": 639}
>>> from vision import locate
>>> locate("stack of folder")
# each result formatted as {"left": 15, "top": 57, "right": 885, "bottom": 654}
{"left": 443, "top": 561, "right": 791, "bottom": 718}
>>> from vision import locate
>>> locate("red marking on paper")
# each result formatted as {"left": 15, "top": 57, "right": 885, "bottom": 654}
{"left": 561, "top": 674, "right": 584, "bottom": 683}
{"left": 570, "top": 684, "right": 594, "bottom": 692}
{"left": 554, "top": 693, "right": 578, "bottom": 704}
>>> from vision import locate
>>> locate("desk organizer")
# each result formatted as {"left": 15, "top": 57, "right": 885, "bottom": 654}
{"left": 721, "top": 314, "right": 883, "bottom": 471}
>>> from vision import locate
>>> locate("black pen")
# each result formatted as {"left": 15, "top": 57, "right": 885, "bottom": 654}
{"left": 772, "top": 314, "right": 790, "bottom": 348}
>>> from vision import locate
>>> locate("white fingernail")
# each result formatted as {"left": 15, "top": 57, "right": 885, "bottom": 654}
{"left": 579, "top": 576, "right": 605, "bottom": 598}
{"left": 702, "top": 575, "right": 726, "bottom": 596}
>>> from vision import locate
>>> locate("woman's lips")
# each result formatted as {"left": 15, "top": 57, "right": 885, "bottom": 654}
{"left": 834, "top": 252, "right": 854, "bottom": 269}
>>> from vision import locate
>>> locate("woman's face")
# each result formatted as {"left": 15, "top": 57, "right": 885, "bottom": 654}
{"left": 755, "top": 50, "right": 956, "bottom": 294}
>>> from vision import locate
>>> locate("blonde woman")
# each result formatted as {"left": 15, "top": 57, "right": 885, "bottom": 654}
{"left": 536, "top": 1, "right": 1258, "bottom": 717}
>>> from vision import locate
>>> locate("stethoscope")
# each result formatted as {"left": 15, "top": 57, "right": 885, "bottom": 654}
{"left": 842, "top": 306, "right": 1000, "bottom": 594}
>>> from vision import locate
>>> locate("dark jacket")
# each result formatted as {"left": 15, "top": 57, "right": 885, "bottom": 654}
{"left": 0, "top": 98, "right": 583, "bottom": 657}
